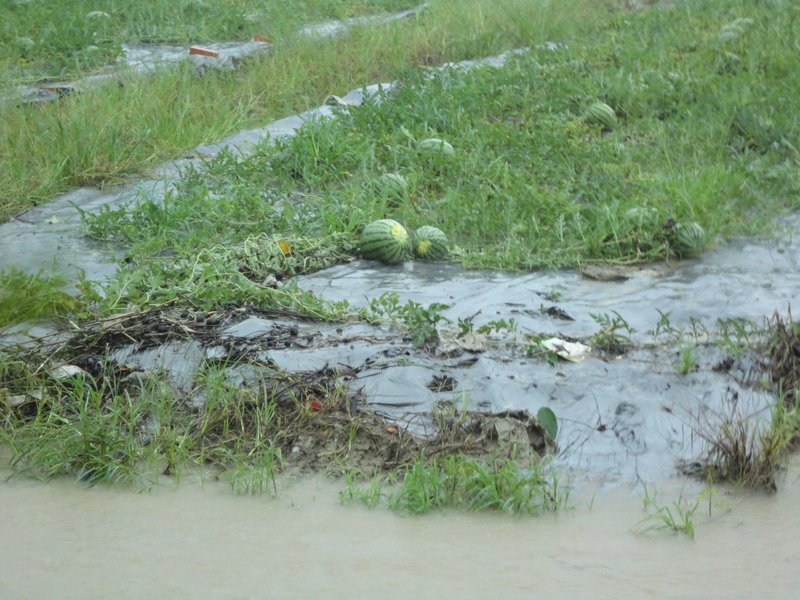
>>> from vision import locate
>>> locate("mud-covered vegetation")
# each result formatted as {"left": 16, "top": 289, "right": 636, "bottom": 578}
{"left": 0, "top": 305, "right": 556, "bottom": 509}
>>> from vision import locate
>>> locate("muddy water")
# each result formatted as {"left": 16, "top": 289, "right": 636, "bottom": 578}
{"left": 2, "top": 462, "right": 800, "bottom": 600}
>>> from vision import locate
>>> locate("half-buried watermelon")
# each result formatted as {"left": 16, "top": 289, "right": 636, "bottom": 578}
{"left": 672, "top": 221, "right": 706, "bottom": 257}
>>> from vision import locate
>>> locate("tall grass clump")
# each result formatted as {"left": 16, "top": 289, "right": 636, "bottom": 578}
{"left": 1, "top": 362, "right": 285, "bottom": 491}
{"left": 341, "top": 455, "right": 564, "bottom": 515}
{"left": 0, "top": 269, "right": 82, "bottom": 328}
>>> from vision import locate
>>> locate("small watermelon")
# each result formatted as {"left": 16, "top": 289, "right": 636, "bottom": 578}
{"left": 417, "top": 138, "right": 455, "bottom": 156}
{"left": 672, "top": 222, "right": 706, "bottom": 256}
{"left": 377, "top": 173, "right": 409, "bottom": 202}
{"left": 585, "top": 102, "right": 617, "bottom": 129}
{"left": 360, "top": 219, "right": 411, "bottom": 265}
{"left": 412, "top": 226, "right": 449, "bottom": 262}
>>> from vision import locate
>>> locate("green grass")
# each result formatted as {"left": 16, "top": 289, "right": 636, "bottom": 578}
{"left": 0, "top": 0, "right": 412, "bottom": 86}
{"left": 75, "top": 0, "right": 800, "bottom": 298}
{"left": 0, "top": 362, "right": 285, "bottom": 489}
{"left": 635, "top": 485, "right": 707, "bottom": 539}
{"left": 0, "top": 269, "right": 89, "bottom": 328}
{"left": 0, "top": 0, "right": 607, "bottom": 221}
{"left": 340, "top": 454, "right": 565, "bottom": 515}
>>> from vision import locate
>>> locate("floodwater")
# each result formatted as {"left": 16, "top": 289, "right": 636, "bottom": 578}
{"left": 2, "top": 461, "right": 800, "bottom": 600}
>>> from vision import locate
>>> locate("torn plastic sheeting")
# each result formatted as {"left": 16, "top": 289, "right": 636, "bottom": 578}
{"left": 193, "top": 82, "right": 397, "bottom": 157}
{"left": 298, "top": 4, "right": 426, "bottom": 39}
{"left": 2, "top": 3, "right": 428, "bottom": 107}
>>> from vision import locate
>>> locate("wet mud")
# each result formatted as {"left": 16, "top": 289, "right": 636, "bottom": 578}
{"left": 292, "top": 235, "right": 798, "bottom": 484}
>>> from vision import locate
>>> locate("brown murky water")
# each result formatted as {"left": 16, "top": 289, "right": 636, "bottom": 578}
{"left": 3, "top": 462, "right": 799, "bottom": 600}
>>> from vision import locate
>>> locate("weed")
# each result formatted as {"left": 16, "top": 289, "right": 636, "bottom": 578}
{"left": 635, "top": 485, "right": 702, "bottom": 538}
{"left": 340, "top": 471, "right": 386, "bottom": 508}
{"left": 0, "top": 269, "right": 82, "bottom": 328}
{"left": 767, "top": 310, "right": 800, "bottom": 404}
{"left": 476, "top": 318, "right": 518, "bottom": 335}
{"left": 650, "top": 309, "right": 677, "bottom": 339}
{"left": 677, "top": 345, "right": 698, "bottom": 375}
{"left": 399, "top": 301, "right": 450, "bottom": 347}
{"left": 523, "top": 334, "right": 561, "bottom": 366}
{"left": 588, "top": 311, "right": 635, "bottom": 355}
{"left": 225, "top": 449, "right": 280, "bottom": 496}
{"left": 680, "top": 310, "right": 800, "bottom": 489}
{"left": 690, "top": 389, "right": 784, "bottom": 490}
{"left": 3, "top": 371, "right": 146, "bottom": 485}
{"left": 716, "top": 317, "right": 761, "bottom": 359}
{"left": 368, "top": 292, "right": 449, "bottom": 347}
{"left": 388, "top": 454, "right": 563, "bottom": 515}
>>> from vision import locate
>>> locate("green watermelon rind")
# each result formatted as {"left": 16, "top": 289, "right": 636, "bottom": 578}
{"left": 417, "top": 138, "right": 455, "bottom": 156}
{"left": 377, "top": 173, "right": 409, "bottom": 199}
{"left": 412, "top": 225, "right": 450, "bottom": 262}
{"left": 360, "top": 219, "right": 411, "bottom": 265}
{"left": 585, "top": 102, "right": 617, "bottom": 129}
{"left": 672, "top": 221, "right": 706, "bottom": 256}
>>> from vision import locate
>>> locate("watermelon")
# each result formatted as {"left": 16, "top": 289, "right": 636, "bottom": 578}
{"left": 417, "top": 138, "right": 455, "bottom": 156}
{"left": 672, "top": 222, "right": 706, "bottom": 256}
{"left": 412, "top": 226, "right": 449, "bottom": 262}
{"left": 377, "top": 173, "right": 409, "bottom": 202}
{"left": 360, "top": 219, "right": 411, "bottom": 265}
{"left": 585, "top": 102, "right": 617, "bottom": 129}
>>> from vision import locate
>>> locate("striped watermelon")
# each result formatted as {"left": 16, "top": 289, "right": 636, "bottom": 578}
{"left": 360, "top": 219, "right": 411, "bottom": 265}
{"left": 418, "top": 138, "right": 455, "bottom": 156}
{"left": 586, "top": 102, "right": 617, "bottom": 129}
{"left": 412, "top": 226, "right": 449, "bottom": 262}
{"left": 377, "top": 173, "right": 409, "bottom": 202}
{"left": 672, "top": 222, "right": 706, "bottom": 256}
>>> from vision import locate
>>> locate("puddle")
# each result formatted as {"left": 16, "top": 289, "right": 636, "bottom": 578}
{"left": 2, "top": 459, "right": 799, "bottom": 599}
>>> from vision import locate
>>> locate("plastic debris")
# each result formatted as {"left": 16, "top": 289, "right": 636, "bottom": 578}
{"left": 540, "top": 338, "right": 591, "bottom": 362}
